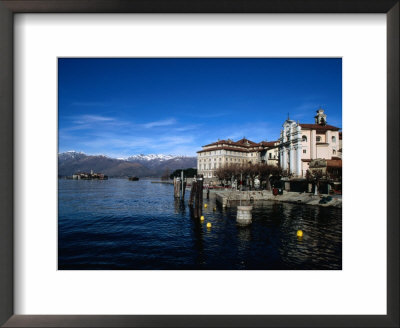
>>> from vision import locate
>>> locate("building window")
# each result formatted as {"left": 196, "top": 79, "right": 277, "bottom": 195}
{"left": 269, "top": 153, "right": 272, "bottom": 159}
{"left": 303, "top": 149, "right": 306, "bottom": 154}
{"left": 316, "top": 136, "right": 321, "bottom": 142}
{"left": 302, "top": 135, "right": 307, "bottom": 142}
{"left": 333, "top": 150, "right": 336, "bottom": 155}
{"left": 332, "top": 136, "right": 336, "bottom": 143}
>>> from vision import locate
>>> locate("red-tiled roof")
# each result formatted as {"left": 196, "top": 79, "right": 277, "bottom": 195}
{"left": 299, "top": 123, "right": 340, "bottom": 131}
{"left": 202, "top": 139, "right": 231, "bottom": 147}
{"left": 234, "top": 138, "right": 259, "bottom": 147}
{"left": 203, "top": 138, "right": 266, "bottom": 148}
{"left": 201, "top": 138, "right": 279, "bottom": 152}
{"left": 197, "top": 146, "right": 255, "bottom": 153}
{"left": 326, "top": 159, "right": 342, "bottom": 168}
{"left": 259, "top": 141, "right": 278, "bottom": 147}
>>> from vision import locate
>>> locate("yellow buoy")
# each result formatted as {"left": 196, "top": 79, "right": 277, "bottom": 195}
{"left": 204, "top": 204, "right": 208, "bottom": 208}
{"left": 200, "top": 216, "right": 204, "bottom": 221}
{"left": 206, "top": 222, "right": 212, "bottom": 228}
{"left": 297, "top": 230, "right": 303, "bottom": 238}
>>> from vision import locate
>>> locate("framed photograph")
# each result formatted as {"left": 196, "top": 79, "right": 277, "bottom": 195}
{"left": 0, "top": 1, "right": 398, "bottom": 327}
{"left": 57, "top": 57, "right": 343, "bottom": 271}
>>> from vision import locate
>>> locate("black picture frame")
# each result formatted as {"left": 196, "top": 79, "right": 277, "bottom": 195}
{"left": 0, "top": 1, "right": 398, "bottom": 327}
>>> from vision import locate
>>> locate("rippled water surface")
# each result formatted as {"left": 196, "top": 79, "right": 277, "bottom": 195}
{"left": 58, "top": 179, "right": 342, "bottom": 270}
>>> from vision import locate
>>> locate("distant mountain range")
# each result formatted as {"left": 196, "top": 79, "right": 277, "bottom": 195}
{"left": 58, "top": 151, "right": 197, "bottom": 178}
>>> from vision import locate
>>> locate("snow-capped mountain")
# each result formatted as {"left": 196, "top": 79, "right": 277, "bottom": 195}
{"left": 126, "top": 154, "right": 196, "bottom": 171}
{"left": 57, "top": 151, "right": 88, "bottom": 161}
{"left": 58, "top": 152, "right": 196, "bottom": 178}
{"left": 126, "top": 154, "right": 177, "bottom": 162}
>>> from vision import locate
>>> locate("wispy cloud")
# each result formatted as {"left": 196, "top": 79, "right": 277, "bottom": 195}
{"left": 60, "top": 114, "right": 130, "bottom": 135}
{"left": 172, "top": 124, "right": 200, "bottom": 132}
{"left": 59, "top": 113, "right": 200, "bottom": 156}
{"left": 142, "top": 118, "right": 176, "bottom": 128}
{"left": 73, "top": 115, "right": 115, "bottom": 124}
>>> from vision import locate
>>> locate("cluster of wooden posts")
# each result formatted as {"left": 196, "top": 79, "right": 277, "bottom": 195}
{"left": 173, "top": 171, "right": 186, "bottom": 200}
{"left": 174, "top": 173, "right": 204, "bottom": 219}
{"left": 174, "top": 173, "right": 253, "bottom": 225}
{"left": 188, "top": 175, "right": 203, "bottom": 219}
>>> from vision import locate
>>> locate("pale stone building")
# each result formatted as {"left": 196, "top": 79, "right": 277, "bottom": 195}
{"left": 197, "top": 138, "right": 278, "bottom": 183}
{"left": 278, "top": 109, "right": 341, "bottom": 177}
{"left": 260, "top": 141, "right": 280, "bottom": 166}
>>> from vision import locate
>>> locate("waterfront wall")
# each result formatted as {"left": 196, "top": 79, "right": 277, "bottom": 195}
{"left": 215, "top": 190, "right": 342, "bottom": 208}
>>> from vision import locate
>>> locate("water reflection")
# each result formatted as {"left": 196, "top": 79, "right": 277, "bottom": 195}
{"left": 174, "top": 199, "right": 186, "bottom": 215}
{"left": 59, "top": 179, "right": 342, "bottom": 270}
{"left": 277, "top": 204, "right": 342, "bottom": 269}
{"left": 191, "top": 216, "right": 205, "bottom": 267}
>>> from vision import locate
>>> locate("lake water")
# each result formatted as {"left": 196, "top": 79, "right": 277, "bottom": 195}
{"left": 58, "top": 179, "right": 342, "bottom": 270}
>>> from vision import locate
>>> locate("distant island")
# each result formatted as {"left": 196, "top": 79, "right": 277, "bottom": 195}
{"left": 69, "top": 171, "right": 108, "bottom": 180}
{"left": 58, "top": 151, "right": 196, "bottom": 179}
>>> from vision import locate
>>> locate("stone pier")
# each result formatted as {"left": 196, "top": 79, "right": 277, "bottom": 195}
{"left": 215, "top": 190, "right": 342, "bottom": 208}
{"left": 236, "top": 206, "right": 253, "bottom": 226}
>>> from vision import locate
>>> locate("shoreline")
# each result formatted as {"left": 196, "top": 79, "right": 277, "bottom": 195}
{"left": 213, "top": 190, "right": 342, "bottom": 208}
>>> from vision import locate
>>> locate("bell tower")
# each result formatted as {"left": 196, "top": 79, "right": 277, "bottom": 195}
{"left": 315, "top": 108, "right": 327, "bottom": 125}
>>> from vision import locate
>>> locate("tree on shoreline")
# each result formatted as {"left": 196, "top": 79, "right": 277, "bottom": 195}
{"left": 215, "top": 163, "right": 282, "bottom": 190}
{"left": 306, "top": 169, "right": 324, "bottom": 195}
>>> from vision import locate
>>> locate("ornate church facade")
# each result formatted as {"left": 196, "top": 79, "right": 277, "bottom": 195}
{"left": 278, "top": 109, "right": 341, "bottom": 177}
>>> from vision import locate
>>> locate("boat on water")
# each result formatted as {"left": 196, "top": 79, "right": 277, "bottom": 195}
{"left": 128, "top": 176, "right": 139, "bottom": 181}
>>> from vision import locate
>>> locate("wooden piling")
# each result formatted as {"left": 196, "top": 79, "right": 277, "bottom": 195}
{"left": 174, "top": 177, "right": 181, "bottom": 198}
{"left": 189, "top": 177, "right": 197, "bottom": 207}
{"left": 180, "top": 171, "right": 184, "bottom": 199}
{"left": 198, "top": 175, "right": 203, "bottom": 207}
{"left": 188, "top": 175, "right": 203, "bottom": 218}
{"left": 196, "top": 175, "right": 203, "bottom": 218}
{"left": 182, "top": 180, "right": 187, "bottom": 200}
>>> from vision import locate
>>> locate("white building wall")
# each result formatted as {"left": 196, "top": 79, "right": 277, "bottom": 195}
{"left": 278, "top": 110, "right": 340, "bottom": 178}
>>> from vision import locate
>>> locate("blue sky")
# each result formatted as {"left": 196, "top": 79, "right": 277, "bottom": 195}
{"left": 58, "top": 58, "right": 342, "bottom": 158}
